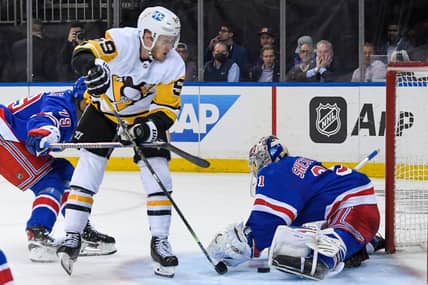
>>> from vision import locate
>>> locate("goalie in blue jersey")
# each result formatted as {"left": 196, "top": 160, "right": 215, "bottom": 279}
{"left": 0, "top": 78, "right": 116, "bottom": 262}
{"left": 208, "top": 135, "right": 383, "bottom": 280}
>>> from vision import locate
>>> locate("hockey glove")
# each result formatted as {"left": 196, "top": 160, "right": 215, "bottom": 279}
{"left": 207, "top": 222, "right": 253, "bottom": 267}
{"left": 84, "top": 58, "right": 110, "bottom": 97}
{"left": 26, "top": 125, "right": 61, "bottom": 157}
{"left": 119, "top": 119, "right": 158, "bottom": 145}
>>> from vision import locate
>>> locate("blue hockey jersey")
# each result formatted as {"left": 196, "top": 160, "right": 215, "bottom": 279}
{"left": 246, "top": 155, "right": 376, "bottom": 251}
{"left": 0, "top": 90, "right": 78, "bottom": 143}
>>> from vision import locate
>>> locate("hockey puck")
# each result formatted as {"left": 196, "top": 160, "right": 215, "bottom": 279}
{"left": 257, "top": 267, "right": 270, "bottom": 273}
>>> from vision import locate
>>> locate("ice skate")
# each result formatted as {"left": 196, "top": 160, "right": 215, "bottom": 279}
{"left": 80, "top": 221, "right": 117, "bottom": 256}
{"left": 151, "top": 236, "right": 178, "bottom": 278}
{"left": 57, "top": 232, "right": 81, "bottom": 276}
{"left": 26, "top": 226, "right": 59, "bottom": 262}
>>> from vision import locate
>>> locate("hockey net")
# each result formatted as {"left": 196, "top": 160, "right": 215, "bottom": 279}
{"left": 385, "top": 62, "right": 428, "bottom": 257}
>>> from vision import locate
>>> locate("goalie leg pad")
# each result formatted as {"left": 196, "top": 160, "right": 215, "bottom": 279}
{"left": 271, "top": 254, "right": 329, "bottom": 280}
{"left": 268, "top": 225, "right": 346, "bottom": 280}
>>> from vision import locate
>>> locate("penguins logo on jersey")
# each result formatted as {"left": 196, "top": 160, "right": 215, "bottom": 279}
{"left": 111, "top": 76, "right": 155, "bottom": 110}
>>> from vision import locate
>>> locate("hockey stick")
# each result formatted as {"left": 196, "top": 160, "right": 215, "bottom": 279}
{"left": 354, "top": 148, "right": 380, "bottom": 170}
{"left": 48, "top": 141, "right": 210, "bottom": 168}
{"left": 99, "top": 95, "right": 227, "bottom": 275}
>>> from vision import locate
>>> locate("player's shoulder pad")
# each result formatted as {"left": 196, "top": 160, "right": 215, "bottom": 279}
{"left": 106, "top": 27, "right": 139, "bottom": 55}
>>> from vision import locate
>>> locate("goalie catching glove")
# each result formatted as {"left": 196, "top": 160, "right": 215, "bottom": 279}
{"left": 207, "top": 222, "right": 254, "bottom": 267}
{"left": 119, "top": 117, "right": 158, "bottom": 145}
{"left": 84, "top": 58, "right": 110, "bottom": 97}
{"left": 26, "top": 125, "right": 60, "bottom": 156}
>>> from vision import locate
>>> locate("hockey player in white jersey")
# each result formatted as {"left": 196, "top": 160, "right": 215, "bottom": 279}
{"left": 57, "top": 6, "right": 185, "bottom": 277}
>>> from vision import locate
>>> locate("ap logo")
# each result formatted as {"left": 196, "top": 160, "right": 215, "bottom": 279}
{"left": 170, "top": 94, "right": 239, "bottom": 142}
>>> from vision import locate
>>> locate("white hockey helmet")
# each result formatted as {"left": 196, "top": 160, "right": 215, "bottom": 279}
{"left": 137, "top": 6, "right": 181, "bottom": 51}
{"left": 248, "top": 135, "right": 288, "bottom": 176}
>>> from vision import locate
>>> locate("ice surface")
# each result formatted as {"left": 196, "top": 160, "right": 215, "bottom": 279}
{"left": 0, "top": 173, "right": 426, "bottom": 285}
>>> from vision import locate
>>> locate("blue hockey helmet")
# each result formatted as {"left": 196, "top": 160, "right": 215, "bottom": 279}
{"left": 248, "top": 135, "right": 288, "bottom": 175}
{"left": 72, "top": 76, "right": 86, "bottom": 101}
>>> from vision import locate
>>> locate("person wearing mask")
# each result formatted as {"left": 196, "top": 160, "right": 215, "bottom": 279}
{"left": 203, "top": 42, "right": 240, "bottom": 82}
{"left": 206, "top": 24, "right": 249, "bottom": 80}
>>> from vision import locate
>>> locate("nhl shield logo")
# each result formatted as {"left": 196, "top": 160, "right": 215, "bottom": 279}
{"left": 310, "top": 97, "right": 347, "bottom": 143}
{"left": 315, "top": 103, "right": 341, "bottom": 137}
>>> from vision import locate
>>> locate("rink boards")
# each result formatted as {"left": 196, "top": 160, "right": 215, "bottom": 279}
{"left": 2, "top": 82, "right": 425, "bottom": 177}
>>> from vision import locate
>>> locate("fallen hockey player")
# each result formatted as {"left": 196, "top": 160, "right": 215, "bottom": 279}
{"left": 0, "top": 77, "right": 116, "bottom": 263}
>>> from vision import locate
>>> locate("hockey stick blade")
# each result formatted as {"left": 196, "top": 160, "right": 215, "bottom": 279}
{"left": 152, "top": 142, "right": 210, "bottom": 168}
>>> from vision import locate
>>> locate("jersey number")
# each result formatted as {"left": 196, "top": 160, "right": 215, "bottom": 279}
{"left": 99, "top": 39, "right": 116, "bottom": 54}
{"left": 172, "top": 78, "right": 184, "bottom": 96}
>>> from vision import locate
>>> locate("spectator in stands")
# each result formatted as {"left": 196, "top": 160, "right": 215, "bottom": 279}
{"left": 248, "top": 45, "right": 279, "bottom": 82}
{"left": 306, "top": 40, "right": 338, "bottom": 82}
{"left": 4, "top": 19, "right": 56, "bottom": 82}
{"left": 203, "top": 42, "right": 240, "bottom": 82}
{"left": 176, "top": 42, "right": 197, "bottom": 81}
{"left": 286, "top": 42, "right": 316, "bottom": 82}
{"left": 206, "top": 24, "right": 249, "bottom": 80}
{"left": 289, "top": 35, "right": 315, "bottom": 71}
{"left": 351, "top": 42, "right": 386, "bottom": 82}
{"left": 57, "top": 22, "right": 86, "bottom": 81}
{"left": 252, "top": 27, "right": 278, "bottom": 66}
{"left": 377, "top": 23, "right": 414, "bottom": 62}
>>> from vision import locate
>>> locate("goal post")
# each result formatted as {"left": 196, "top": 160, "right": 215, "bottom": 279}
{"left": 385, "top": 62, "right": 428, "bottom": 254}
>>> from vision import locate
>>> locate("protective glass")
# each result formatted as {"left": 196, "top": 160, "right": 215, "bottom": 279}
{"left": 155, "top": 35, "right": 180, "bottom": 48}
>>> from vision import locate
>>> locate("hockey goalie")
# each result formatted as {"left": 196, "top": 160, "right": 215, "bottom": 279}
{"left": 208, "top": 135, "right": 384, "bottom": 280}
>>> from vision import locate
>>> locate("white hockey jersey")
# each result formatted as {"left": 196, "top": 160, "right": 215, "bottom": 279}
{"left": 74, "top": 27, "right": 185, "bottom": 125}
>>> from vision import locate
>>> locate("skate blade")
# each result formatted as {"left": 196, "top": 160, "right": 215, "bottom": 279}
{"left": 58, "top": 252, "right": 74, "bottom": 276}
{"left": 153, "top": 262, "right": 176, "bottom": 278}
{"left": 80, "top": 242, "right": 117, "bottom": 256}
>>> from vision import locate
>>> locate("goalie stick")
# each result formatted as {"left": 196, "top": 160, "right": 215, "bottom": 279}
{"left": 95, "top": 94, "right": 227, "bottom": 275}
{"left": 354, "top": 148, "right": 380, "bottom": 170}
{"left": 48, "top": 141, "right": 210, "bottom": 168}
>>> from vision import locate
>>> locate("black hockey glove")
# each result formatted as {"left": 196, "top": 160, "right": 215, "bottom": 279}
{"left": 119, "top": 119, "right": 158, "bottom": 145}
{"left": 84, "top": 59, "right": 110, "bottom": 97}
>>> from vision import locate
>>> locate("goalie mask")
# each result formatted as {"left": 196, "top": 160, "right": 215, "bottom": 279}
{"left": 137, "top": 6, "right": 181, "bottom": 52}
{"left": 249, "top": 135, "right": 288, "bottom": 176}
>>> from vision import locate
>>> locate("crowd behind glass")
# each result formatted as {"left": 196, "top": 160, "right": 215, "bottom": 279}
{"left": 0, "top": 0, "right": 427, "bottom": 83}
